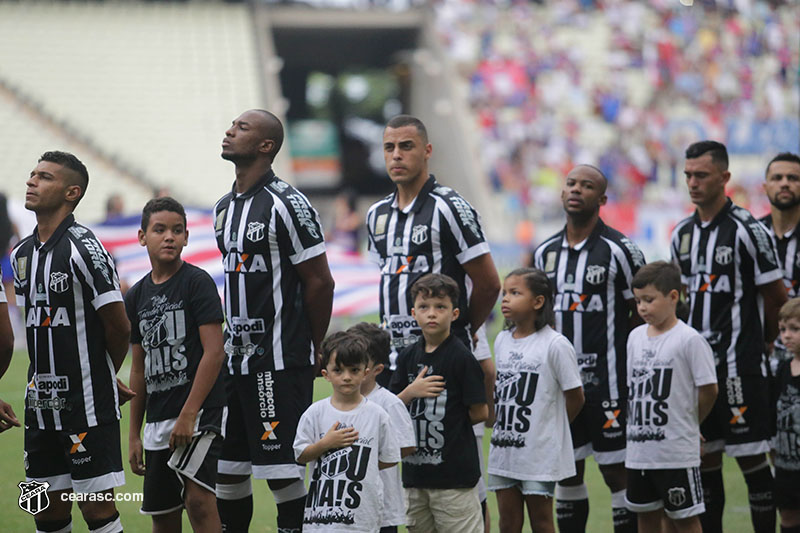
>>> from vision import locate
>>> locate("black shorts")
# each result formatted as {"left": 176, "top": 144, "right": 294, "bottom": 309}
{"left": 142, "top": 431, "right": 223, "bottom": 515}
{"left": 700, "top": 374, "right": 771, "bottom": 456}
{"left": 219, "top": 366, "right": 313, "bottom": 479}
{"left": 25, "top": 421, "right": 125, "bottom": 494}
{"left": 570, "top": 398, "right": 627, "bottom": 464}
{"left": 775, "top": 467, "right": 800, "bottom": 511}
{"left": 626, "top": 467, "right": 705, "bottom": 519}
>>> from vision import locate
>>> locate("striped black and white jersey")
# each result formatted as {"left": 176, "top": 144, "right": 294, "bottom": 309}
{"left": 214, "top": 170, "right": 326, "bottom": 375}
{"left": 759, "top": 214, "right": 800, "bottom": 298}
{"left": 670, "top": 199, "right": 782, "bottom": 378}
{"left": 366, "top": 175, "right": 490, "bottom": 369}
{"left": 533, "top": 219, "right": 644, "bottom": 402}
{"left": 10, "top": 214, "right": 123, "bottom": 431}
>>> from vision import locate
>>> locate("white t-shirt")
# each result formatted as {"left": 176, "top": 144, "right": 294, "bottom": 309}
{"left": 625, "top": 320, "right": 717, "bottom": 469}
{"left": 294, "top": 397, "right": 401, "bottom": 533}
{"left": 473, "top": 324, "right": 492, "bottom": 438}
{"left": 367, "top": 385, "right": 416, "bottom": 527}
{"left": 488, "top": 326, "right": 583, "bottom": 481}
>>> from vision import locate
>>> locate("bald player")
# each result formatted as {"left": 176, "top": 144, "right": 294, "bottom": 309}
{"left": 534, "top": 165, "right": 645, "bottom": 533}
{"left": 213, "top": 110, "right": 335, "bottom": 533}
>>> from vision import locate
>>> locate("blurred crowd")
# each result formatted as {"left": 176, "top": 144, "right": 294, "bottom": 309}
{"left": 433, "top": 0, "right": 799, "bottom": 217}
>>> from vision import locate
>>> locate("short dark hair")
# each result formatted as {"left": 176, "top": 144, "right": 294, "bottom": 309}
{"left": 632, "top": 261, "right": 681, "bottom": 295}
{"left": 348, "top": 322, "right": 390, "bottom": 366}
{"left": 766, "top": 152, "right": 800, "bottom": 176}
{"left": 410, "top": 273, "right": 459, "bottom": 308}
{"left": 504, "top": 268, "right": 555, "bottom": 331}
{"left": 685, "top": 141, "right": 729, "bottom": 170}
{"left": 140, "top": 197, "right": 187, "bottom": 232}
{"left": 321, "top": 331, "right": 370, "bottom": 369}
{"left": 385, "top": 115, "right": 428, "bottom": 144}
{"left": 39, "top": 151, "right": 89, "bottom": 207}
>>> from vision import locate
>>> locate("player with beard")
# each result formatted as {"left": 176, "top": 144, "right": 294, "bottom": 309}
{"left": 534, "top": 165, "right": 644, "bottom": 533}
{"left": 760, "top": 152, "right": 800, "bottom": 367}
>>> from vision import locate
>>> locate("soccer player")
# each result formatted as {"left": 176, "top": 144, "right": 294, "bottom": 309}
{"left": 214, "top": 109, "right": 335, "bottom": 533}
{"left": 533, "top": 164, "right": 644, "bottom": 533}
{"left": 0, "top": 264, "right": 19, "bottom": 433}
{"left": 671, "top": 140, "right": 787, "bottom": 533}
{"left": 760, "top": 152, "right": 800, "bottom": 365}
{"left": 126, "top": 197, "right": 226, "bottom": 532}
{"left": 11, "top": 151, "right": 131, "bottom": 533}
{"left": 365, "top": 114, "right": 500, "bottom": 387}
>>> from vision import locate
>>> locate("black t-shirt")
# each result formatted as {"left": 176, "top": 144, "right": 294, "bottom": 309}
{"left": 125, "top": 262, "right": 225, "bottom": 423}
{"left": 390, "top": 334, "right": 486, "bottom": 489}
{"left": 774, "top": 358, "right": 800, "bottom": 471}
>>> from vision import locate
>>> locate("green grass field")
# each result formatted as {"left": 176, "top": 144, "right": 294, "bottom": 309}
{"left": 0, "top": 347, "right": 756, "bottom": 532}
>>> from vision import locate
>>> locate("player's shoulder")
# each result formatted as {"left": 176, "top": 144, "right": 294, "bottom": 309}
{"left": 65, "top": 222, "right": 110, "bottom": 256}
{"left": 367, "top": 193, "right": 394, "bottom": 214}
{"left": 725, "top": 203, "right": 760, "bottom": 226}
{"left": 758, "top": 213, "right": 773, "bottom": 228}
{"left": 429, "top": 182, "right": 472, "bottom": 211}
{"left": 264, "top": 176, "right": 304, "bottom": 203}
{"left": 10, "top": 234, "right": 35, "bottom": 257}
{"left": 534, "top": 231, "right": 563, "bottom": 255}
{"left": 672, "top": 214, "right": 695, "bottom": 236}
{"left": 599, "top": 223, "right": 645, "bottom": 267}
{"left": 214, "top": 192, "right": 234, "bottom": 213}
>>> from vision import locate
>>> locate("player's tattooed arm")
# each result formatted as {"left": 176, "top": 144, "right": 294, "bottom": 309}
{"left": 128, "top": 343, "right": 147, "bottom": 475}
{"left": 98, "top": 301, "right": 131, "bottom": 372}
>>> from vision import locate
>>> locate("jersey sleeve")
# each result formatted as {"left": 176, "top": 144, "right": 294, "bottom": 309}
{"left": 70, "top": 234, "right": 122, "bottom": 310}
{"left": 549, "top": 335, "right": 583, "bottom": 391}
{"left": 613, "top": 236, "right": 645, "bottom": 301}
{"left": 124, "top": 285, "right": 142, "bottom": 345}
{"left": 472, "top": 324, "right": 492, "bottom": 361}
{"left": 384, "top": 394, "right": 417, "bottom": 449}
{"left": 10, "top": 244, "right": 27, "bottom": 307}
{"left": 436, "top": 193, "right": 490, "bottom": 265}
{"left": 275, "top": 189, "right": 326, "bottom": 265}
{"left": 459, "top": 349, "right": 487, "bottom": 406}
{"left": 685, "top": 332, "right": 717, "bottom": 387}
{"left": 389, "top": 348, "right": 410, "bottom": 395}
{"left": 378, "top": 408, "right": 402, "bottom": 464}
{"left": 293, "top": 404, "right": 318, "bottom": 461}
{"left": 365, "top": 206, "right": 381, "bottom": 266}
{"left": 670, "top": 226, "right": 688, "bottom": 285}
{"left": 189, "top": 268, "right": 224, "bottom": 327}
{"left": 737, "top": 218, "right": 783, "bottom": 286}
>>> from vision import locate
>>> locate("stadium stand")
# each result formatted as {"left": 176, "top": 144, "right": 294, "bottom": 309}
{"left": 0, "top": 2, "right": 264, "bottom": 216}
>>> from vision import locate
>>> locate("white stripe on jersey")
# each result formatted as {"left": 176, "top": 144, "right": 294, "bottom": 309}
{"left": 43, "top": 250, "right": 62, "bottom": 430}
{"left": 29, "top": 244, "right": 46, "bottom": 429}
{"left": 434, "top": 197, "right": 468, "bottom": 256}
{"left": 396, "top": 213, "right": 415, "bottom": 319}
{"left": 571, "top": 248, "right": 589, "bottom": 354}
{"left": 431, "top": 203, "right": 443, "bottom": 274}
{"left": 70, "top": 243, "right": 98, "bottom": 427}
{"left": 237, "top": 198, "right": 254, "bottom": 373}
{"left": 268, "top": 200, "right": 285, "bottom": 371}
{"left": 602, "top": 237, "right": 627, "bottom": 402}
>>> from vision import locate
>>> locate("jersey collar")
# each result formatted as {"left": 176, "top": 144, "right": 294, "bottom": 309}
{"left": 390, "top": 175, "right": 437, "bottom": 214}
{"left": 692, "top": 197, "right": 733, "bottom": 229}
{"left": 762, "top": 213, "right": 800, "bottom": 240}
{"left": 231, "top": 169, "right": 276, "bottom": 200}
{"left": 560, "top": 217, "right": 607, "bottom": 251}
{"left": 34, "top": 214, "right": 75, "bottom": 252}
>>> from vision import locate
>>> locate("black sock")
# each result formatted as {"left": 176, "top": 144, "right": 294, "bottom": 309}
{"left": 700, "top": 468, "right": 725, "bottom": 533}
{"left": 612, "top": 490, "right": 637, "bottom": 533}
{"left": 782, "top": 526, "right": 800, "bottom": 533}
{"left": 217, "top": 495, "right": 253, "bottom": 533}
{"left": 555, "top": 484, "right": 590, "bottom": 533}
{"left": 743, "top": 464, "right": 775, "bottom": 533}
{"left": 276, "top": 495, "right": 305, "bottom": 532}
{"left": 35, "top": 518, "right": 71, "bottom": 533}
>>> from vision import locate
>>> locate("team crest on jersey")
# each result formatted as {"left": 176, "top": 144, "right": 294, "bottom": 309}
{"left": 667, "top": 487, "right": 686, "bottom": 507}
{"left": 18, "top": 480, "right": 50, "bottom": 515}
{"left": 49, "top": 272, "right": 69, "bottom": 294}
{"left": 715, "top": 246, "right": 733, "bottom": 265}
{"left": 411, "top": 225, "right": 428, "bottom": 245}
{"left": 375, "top": 214, "right": 388, "bottom": 236}
{"left": 67, "top": 226, "right": 88, "bottom": 238}
{"left": 544, "top": 251, "right": 556, "bottom": 273}
{"left": 321, "top": 446, "right": 350, "bottom": 478}
{"left": 246, "top": 221, "right": 265, "bottom": 242}
{"left": 16, "top": 257, "right": 27, "bottom": 281}
{"left": 585, "top": 265, "right": 606, "bottom": 285}
{"left": 270, "top": 180, "right": 289, "bottom": 193}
